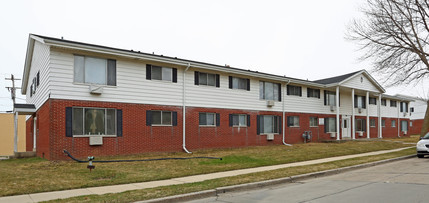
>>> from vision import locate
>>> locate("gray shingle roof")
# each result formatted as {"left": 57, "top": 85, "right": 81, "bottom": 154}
{"left": 313, "top": 70, "right": 362, "bottom": 85}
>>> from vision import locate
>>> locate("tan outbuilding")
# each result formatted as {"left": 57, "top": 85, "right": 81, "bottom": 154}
{"left": 0, "top": 113, "right": 26, "bottom": 157}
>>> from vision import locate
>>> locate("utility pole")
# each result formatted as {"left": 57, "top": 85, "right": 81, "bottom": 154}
{"left": 5, "top": 74, "right": 21, "bottom": 153}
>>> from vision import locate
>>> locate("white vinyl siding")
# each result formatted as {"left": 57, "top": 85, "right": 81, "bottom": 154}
{"left": 26, "top": 41, "right": 51, "bottom": 110}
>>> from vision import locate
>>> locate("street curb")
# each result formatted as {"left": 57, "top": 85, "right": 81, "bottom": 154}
{"left": 138, "top": 154, "right": 415, "bottom": 203}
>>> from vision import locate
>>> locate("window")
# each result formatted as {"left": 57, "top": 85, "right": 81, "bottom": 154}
{"left": 381, "top": 99, "right": 386, "bottom": 106}
{"left": 146, "top": 64, "right": 177, "bottom": 82}
{"left": 287, "top": 116, "right": 300, "bottom": 127}
{"left": 74, "top": 55, "right": 116, "bottom": 85}
{"left": 324, "top": 117, "right": 336, "bottom": 132}
{"left": 310, "top": 117, "right": 318, "bottom": 127}
{"left": 370, "top": 119, "right": 376, "bottom": 127}
{"left": 391, "top": 120, "right": 396, "bottom": 127}
{"left": 401, "top": 120, "right": 408, "bottom": 132}
{"left": 287, "top": 85, "right": 302, "bottom": 96}
{"left": 369, "top": 97, "right": 377, "bottom": 105}
{"left": 72, "top": 107, "right": 116, "bottom": 136}
{"left": 390, "top": 100, "right": 397, "bottom": 107}
{"left": 356, "top": 119, "right": 366, "bottom": 132}
{"left": 199, "top": 113, "right": 219, "bottom": 126}
{"left": 400, "top": 102, "right": 408, "bottom": 112}
{"left": 146, "top": 110, "right": 177, "bottom": 126}
{"left": 229, "top": 76, "right": 250, "bottom": 90}
{"left": 230, "top": 114, "right": 249, "bottom": 127}
{"left": 382, "top": 120, "right": 385, "bottom": 127}
{"left": 260, "top": 81, "right": 281, "bottom": 101}
{"left": 324, "top": 91, "right": 337, "bottom": 106}
{"left": 257, "top": 115, "right": 280, "bottom": 134}
{"left": 354, "top": 96, "right": 366, "bottom": 109}
{"left": 194, "top": 71, "right": 219, "bottom": 87}
{"left": 307, "top": 88, "right": 320, "bottom": 98}
{"left": 410, "top": 121, "right": 413, "bottom": 127}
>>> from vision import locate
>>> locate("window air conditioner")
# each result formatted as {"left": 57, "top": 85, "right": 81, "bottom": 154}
{"left": 358, "top": 131, "right": 363, "bottom": 137}
{"left": 266, "top": 133, "right": 274, "bottom": 141}
{"left": 403, "top": 131, "right": 407, "bottom": 135}
{"left": 403, "top": 112, "right": 407, "bottom": 117}
{"left": 330, "top": 105, "right": 335, "bottom": 112}
{"left": 267, "top": 100, "right": 275, "bottom": 107}
{"left": 358, "top": 107, "right": 362, "bottom": 113}
{"left": 89, "top": 136, "right": 103, "bottom": 145}
{"left": 89, "top": 85, "right": 103, "bottom": 95}
{"left": 330, "top": 132, "right": 336, "bottom": 138}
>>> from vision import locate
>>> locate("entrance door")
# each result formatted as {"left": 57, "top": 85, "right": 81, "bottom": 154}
{"left": 342, "top": 116, "right": 351, "bottom": 139}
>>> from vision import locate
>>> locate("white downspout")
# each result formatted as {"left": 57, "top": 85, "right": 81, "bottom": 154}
{"left": 183, "top": 63, "right": 192, "bottom": 153}
{"left": 283, "top": 80, "right": 292, "bottom": 146}
{"left": 397, "top": 101, "right": 401, "bottom": 137}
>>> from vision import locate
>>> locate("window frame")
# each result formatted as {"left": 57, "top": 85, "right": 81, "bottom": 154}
{"left": 370, "top": 119, "right": 376, "bottom": 127}
{"left": 199, "top": 112, "right": 216, "bottom": 126}
{"left": 325, "top": 91, "right": 336, "bottom": 106}
{"left": 258, "top": 115, "right": 280, "bottom": 134}
{"left": 382, "top": 120, "right": 386, "bottom": 127}
{"left": 230, "top": 76, "right": 249, "bottom": 91}
{"left": 307, "top": 88, "right": 320, "bottom": 99}
{"left": 196, "top": 72, "right": 218, "bottom": 87}
{"left": 71, "top": 107, "right": 117, "bottom": 137}
{"left": 390, "top": 100, "right": 397, "bottom": 107}
{"left": 232, "top": 114, "right": 248, "bottom": 127}
{"left": 287, "top": 85, "right": 302, "bottom": 96}
{"left": 309, "top": 117, "right": 318, "bottom": 127}
{"left": 325, "top": 117, "right": 337, "bottom": 133}
{"left": 381, "top": 99, "right": 387, "bottom": 106}
{"left": 151, "top": 110, "right": 173, "bottom": 126}
{"left": 259, "top": 81, "right": 281, "bottom": 101}
{"left": 369, "top": 97, "right": 377, "bottom": 105}
{"left": 287, "top": 116, "right": 300, "bottom": 127}
{"left": 73, "top": 55, "right": 116, "bottom": 86}
{"left": 356, "top": 119, "right": 365, "bottom": 132}
{"left": 391, "top": 120, "right": 396, "bottom": 127}
{"left": 151, "top": 66, "right": 173, "bottom": 82}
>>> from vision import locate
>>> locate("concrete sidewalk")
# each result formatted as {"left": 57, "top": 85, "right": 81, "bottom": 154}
{"left": 0, "top": 147, "right": 412, "bottom": 203}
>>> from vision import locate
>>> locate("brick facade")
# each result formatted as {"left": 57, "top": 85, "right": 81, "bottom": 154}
{"left": 27, "top": 99, "right": 410, "bottom": 160}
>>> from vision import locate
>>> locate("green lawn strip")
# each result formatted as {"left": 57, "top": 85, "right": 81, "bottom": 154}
{"left": 45, "top": 148, "right": 415, "bottom": 203}
{"left": 0, "top": 140, "right": 411, "bottom": 196}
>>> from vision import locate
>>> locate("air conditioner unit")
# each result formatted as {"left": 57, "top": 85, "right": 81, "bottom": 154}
{"left": 89, "top": 85, "right": 103, "bottom": 95}
{"left": 267, "top": 100, "right": 275, "bottom": 107}
{"left": 403, "top": 112, "right": 407, "bottom": 117}
{"left": 330, "top": 132, "right": 336, "bottom": 138}
{"left": 330, "top": 105, "right": 335, "bottom": 112}
{"left": 358, "top": 131, "right": 363, "bottom": 137}
{"left": 403, "top": 131, "right": 407, "bottom": 135}
{"left": 89, "top": 136, "right": 103, "bottom": 145}
{"left": 358, "top": 107, "right": 362, "bottom": 113}
{"left": 266, "top": 133, "right": 274, "bottom": 141}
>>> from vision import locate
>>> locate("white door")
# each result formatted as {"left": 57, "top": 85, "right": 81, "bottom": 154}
{"left": 342, "top": 117, "right": 351, "bottom": 138}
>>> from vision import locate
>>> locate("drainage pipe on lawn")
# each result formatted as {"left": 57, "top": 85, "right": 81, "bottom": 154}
{"left": 283, "top": 79, "right": 292, "bottom": 146}
{"left": 183, "top": 63, "right": 192, "bottom": 153}
{"left": 63, "top": 150, "right": 221, "bottom": 162}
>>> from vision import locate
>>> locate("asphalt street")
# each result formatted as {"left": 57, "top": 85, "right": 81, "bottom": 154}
{"left": 188, "top": 157, "right": 429, "bottom": 203}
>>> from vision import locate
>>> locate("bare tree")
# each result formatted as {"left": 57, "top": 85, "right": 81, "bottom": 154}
{"left": 348, "top": 0, "right": 429, "bottom": 136}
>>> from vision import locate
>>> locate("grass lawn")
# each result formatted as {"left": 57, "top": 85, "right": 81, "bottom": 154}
{"left": 0, "top": 139, "right": 414, "bottom": 197}
{"left": 47, "top": 147, "right": 415, "bottom": 203}
{"left": 383, "top": 134, "right": 420, "bottom": 143}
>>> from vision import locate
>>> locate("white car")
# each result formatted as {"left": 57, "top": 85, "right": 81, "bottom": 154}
{"left": 417, "top": 132, "right": 429, "bottom": 158}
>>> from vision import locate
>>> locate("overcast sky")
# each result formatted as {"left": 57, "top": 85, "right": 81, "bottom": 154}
{"left": 0, "top": 0, "right": 427, "bottom": 111}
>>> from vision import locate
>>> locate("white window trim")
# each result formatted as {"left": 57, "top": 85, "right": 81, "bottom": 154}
{"left": 309, "top": 117, "right": 318, "bottom": 127}
{"left": 151, "top": 66, "right": 173, "bottom": 82}
{"left": 151, "top": 110, "right": 173, "bottom": 126}
{"left": 199, "top": 112, "right": 216, "bottom": 127}
{"left": 232, "top": 114, "right": 247, "bottom": 127}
